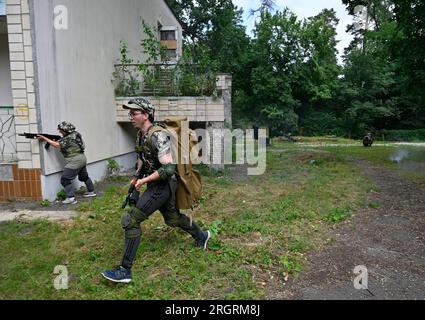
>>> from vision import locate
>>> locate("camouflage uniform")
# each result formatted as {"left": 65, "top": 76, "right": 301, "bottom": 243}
{"left": 118, "top": 99, "right": 207, "bottom": 270}
{"left": 135, "top": 126, "right": 171, "bottom": 175}
{"left": 57, "top": 122, "right": 95, "bottom": 198}
{"left": 59, "top": 131, "right": 86, "bottom": 168}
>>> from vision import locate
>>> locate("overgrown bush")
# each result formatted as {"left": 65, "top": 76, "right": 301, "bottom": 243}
{"left": 380, "top": 129, "right": 425, "bottom": 142}
{"left": 113, "top": 22, "right": 217, "bottom": 97}
{"left": 299, "top": 111, "right": 343, "bottom": 136}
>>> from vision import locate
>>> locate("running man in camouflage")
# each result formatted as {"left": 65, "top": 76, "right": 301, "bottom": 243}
{"left": 101, "top": 98, "right": 210, "bottom": 284}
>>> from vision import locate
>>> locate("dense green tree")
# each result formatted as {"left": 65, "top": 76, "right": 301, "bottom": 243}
{"left": 296, "top": 9, "right": 341, "bottom": 135}
{"left": 166, "top": 0, "right": 251, "bottom": 124}
{"left": 165, "top": 0, "right": 425, "bottom": 137}
{"left": 249, "top": 9, "right": 303, "bottom": 134}
{"left": 392, "top": 0, "right": 425, "bottom": 125}
{"left": 339, "top": 0, "right": 425, "bottom": 136}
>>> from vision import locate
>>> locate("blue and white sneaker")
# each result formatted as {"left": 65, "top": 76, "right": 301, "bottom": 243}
{"left": 196, "top": 230, "right": 211, "bottom": 250}
{"left": 101, "top": 266, "right": 132, "bottom": 283}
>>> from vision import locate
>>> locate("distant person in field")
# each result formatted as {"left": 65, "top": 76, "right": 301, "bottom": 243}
{"left": 363, "top": 132, "right": 374, "bottom": 147}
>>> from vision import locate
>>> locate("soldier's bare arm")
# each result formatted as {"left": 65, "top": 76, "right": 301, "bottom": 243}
{"left": 37, "top": 135, "right": 60, "bottom": 149}
{"left": 135, "top": 132, "right": 175, "bottom": 190}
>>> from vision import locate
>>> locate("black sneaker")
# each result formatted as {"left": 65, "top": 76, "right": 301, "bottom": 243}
{"left": 101, "top": 266, "right": 132, "bottom": 283}
{"left": 196, "top": 231, "right": 211, "bottom": 250}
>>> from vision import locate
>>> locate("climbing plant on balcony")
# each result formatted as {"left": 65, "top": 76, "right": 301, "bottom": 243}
{"left": 112, "top": 40, "right": 140, "bottom": 97}
{"left": 113, "top": 21, "right": 217, "bottom": 97}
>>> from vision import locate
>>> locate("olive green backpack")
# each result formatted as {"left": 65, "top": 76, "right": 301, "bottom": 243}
{"left": 147, "top": 117, "right": 202, "bottom": 210}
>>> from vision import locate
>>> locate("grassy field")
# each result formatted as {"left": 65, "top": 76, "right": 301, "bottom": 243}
{"left": 2, "top": 139, "right": 423, "bottom": 299}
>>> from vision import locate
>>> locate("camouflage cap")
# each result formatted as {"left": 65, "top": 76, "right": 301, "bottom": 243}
{"left": 123, "top": 98, "right": 155, "bottom": 117}
{"left": 58, "top": 121, "right": 76, "bottom": 133}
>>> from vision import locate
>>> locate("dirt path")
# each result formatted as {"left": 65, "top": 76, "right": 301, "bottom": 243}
{"left": 269, "top": 158, "right": 425, "bottom": 300}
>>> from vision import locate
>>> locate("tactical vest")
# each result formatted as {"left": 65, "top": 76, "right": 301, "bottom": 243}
{"left": 60, "top": 131, "right": 85, "bottom": 158}
{"left": 135, "top": 126, "right": 162, "bottom": 176}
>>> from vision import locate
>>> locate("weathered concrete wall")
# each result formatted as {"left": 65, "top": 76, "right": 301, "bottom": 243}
{"left": 116, "top": 96, "right": 225, "bottom": 123}
{"left": 14, "top": 0, "right": 181, "bottom": 200}
{"left": 32, "top": 0, "right": 183, "bottom": 179}
{"left": 217, "top": 74, "right": 232, "bottom": 128}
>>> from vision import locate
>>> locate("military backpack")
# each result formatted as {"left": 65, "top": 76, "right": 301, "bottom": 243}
{"left": 147, "top": 117, "right": 202, "bottom": 210}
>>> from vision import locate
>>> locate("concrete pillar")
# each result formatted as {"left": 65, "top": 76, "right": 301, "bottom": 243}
{"left": 216, "top": 74, "right": 232, "bottom": 129}
{"left": 7, "top": 0, "right": 39, "bottom": 169}
{"left": 206, "top": 121, "right": 224, "bottom": 172}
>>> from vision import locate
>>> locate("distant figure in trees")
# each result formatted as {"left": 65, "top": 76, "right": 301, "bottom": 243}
{"left": 363, "top": 132, "right": 374, "bottom": 147}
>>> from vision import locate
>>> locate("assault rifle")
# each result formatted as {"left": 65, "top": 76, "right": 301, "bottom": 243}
{"left": 19, "top": 132, "right": 62, "bottom": 150}
{"left": 122, "top": 184, "right": 137, "bottom": 209}
{"left": 121, "top": 171, "right": 148, "bottom": 209}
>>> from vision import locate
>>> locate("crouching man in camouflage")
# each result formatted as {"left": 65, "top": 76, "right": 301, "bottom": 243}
{"left": 101, "top": 98, "right": 210, "bottom": 284}
{"left": 37, "top": 122, "right": 96, "bottom": 204}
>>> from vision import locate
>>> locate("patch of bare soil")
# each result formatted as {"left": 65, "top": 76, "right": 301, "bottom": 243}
{"left": 266, "top": 158, "right": 425, "bottom": 300}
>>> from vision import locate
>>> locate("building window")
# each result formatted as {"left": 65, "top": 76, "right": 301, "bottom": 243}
{"left": 160, "top": 26, "right": 178, "bottom": 62}
{"left": 165, "top": 49, "right": 177, "bottom": 60}
{"left": 161, "top": 30, "right": 176, "bottom": 41}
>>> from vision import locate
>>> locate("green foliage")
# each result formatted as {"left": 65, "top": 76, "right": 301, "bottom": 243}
{"left": 279, "top": 254, "right": 303, "bottom": 276}
{"left": 300, "top": 111, "right": 343, "bottom": 136}
{"left": 261, "top": 105, "right": 299, "bottom": 136}
{"left": 325, "top": 207, "right": 351, "bottom": 223}
{"left": 40, "top": 200, "right": 50, "bottom": 207}
{"left": 338, "top": 0, "right": 425, "bottom": 136}
{"left": 107, "top": 158, "right": 120, "bottom": 176}
{"left": 143, "top": 1, "right": 425, "bottom": 136}
{"left": 113, "top": 19, "right": 218, "bottom": 97}
{"left": 0, "top": 141, "right": 381, "bottom": 299}
{"left": 113, "top": 40, "right": 140, "bottom": 97}
{"left": 176, "top": 47, "right": 218, "bottom": 96}
{"left": 208, "top": 220, "right": 223, "bottom": 237}
{"left": 56, "top": 189, "right": 66, "bottom": 201}
{"left": 381, "top": 129, "right": 425, "bottom": 142}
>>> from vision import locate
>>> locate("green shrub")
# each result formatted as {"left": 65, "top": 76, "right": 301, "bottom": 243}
{"left": 56, "top": 189, "right": 67, "bottom": 200}
{"left": 107, "top": 158, "right": 120, "bottom": 176}
{"left": 299, "top": 111, "right": 343, "bottom": 136}
{"left": 40, "top": 199, "right": 50, "bottom": 207}
{"left": 380, "top": 129, "right": 425, "bottom": 142}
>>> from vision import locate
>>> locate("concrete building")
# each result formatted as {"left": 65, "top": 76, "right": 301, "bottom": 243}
{"left": 0, "top": 0, "right": 231, "bottom": 202}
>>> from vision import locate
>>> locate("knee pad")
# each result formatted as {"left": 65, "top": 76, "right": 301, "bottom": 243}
{"left": 164, "top": 217, "right": 180, "bottom": 228}
{"left": 61, "top": 177, "right": 72, "bottom": 187}
{"left": 78, "top": 171, "right": 89, "bottom": 182}
{"left": 121, "top": 212, "right": 141, "bottom": 239}
{"left": 78, "top": 176, "right": 88, "bottom": 183}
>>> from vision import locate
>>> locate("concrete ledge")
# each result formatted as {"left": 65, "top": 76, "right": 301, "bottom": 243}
{"left": 0, "top": 210, "right": 78, "bottom": 223}
{"left": 116, "top": 96, "right": 225, "bottom": 123}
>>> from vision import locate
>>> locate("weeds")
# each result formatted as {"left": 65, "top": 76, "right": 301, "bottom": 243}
{"left": 0, "top": 139, "right": 380, "bottom": 299}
